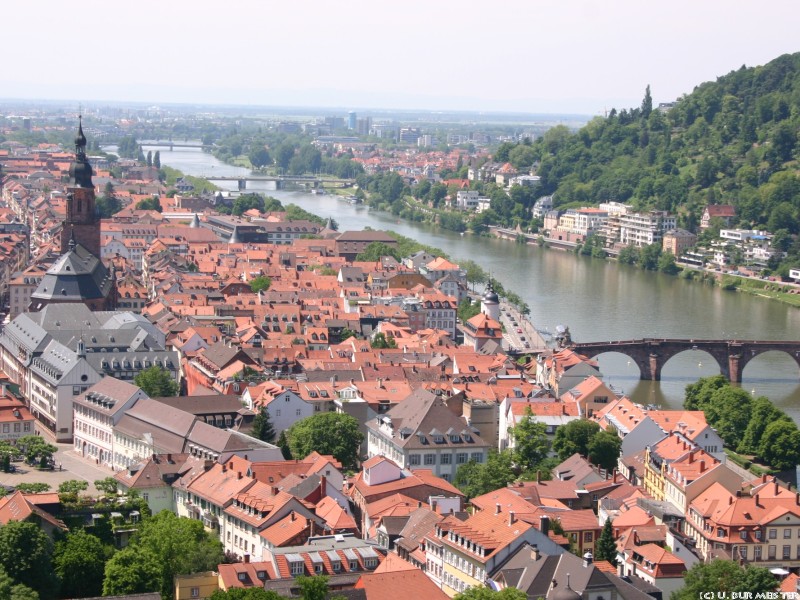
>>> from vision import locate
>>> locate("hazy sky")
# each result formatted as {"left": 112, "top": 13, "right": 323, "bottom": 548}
{"left": 4, "top": 0, "right": 799, "bottom": 115}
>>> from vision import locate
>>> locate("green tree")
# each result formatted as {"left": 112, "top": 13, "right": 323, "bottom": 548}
{"left": 94, "top": 477, "right": 119, "bottom": 497}
{"left": 658, "top": 250, "right": 681, "bottom": 275}
{"left": 277, "top": 430, "right": 292, "bottom": 460}
{"left": 285, "top": 413, "right": 364, "bottom": 470}
{"left": 588, "top": 430, "right": 622, "bottom": 472}
{"left": 57, "top": 479, "right": 88, "bottom": 504}
{"left": 454, "top": 451, "right": 515, "bottom": 499}
{"left": 54, "top": 530, "right": 110, "bottom": 599}
{"left": 684, "top": 375, "right": 728, "bottom": 411}
{"left": 509, "top": 407, "right": 550, "bottom": 472}
{"left": 705, "top": 386, "right": 753, "bottom": 449}
{"left": 758, "top": 420, "right": 800, "bottom": 471}
{"left": 641, "top": 84, "right": 653, "bottom": 119}
{"left": 248, "top": 144, "right": 272, "bottom": 169}
{"left": 355, "top": 242, "right": 401, "bottom": 262}
{"left": 134, "top": 366, "right": 179, "bottom": 397}
{"left": 0, "top": 521, "right": 57, "bottom": 599}
{"left": 457, "top": 298, "right": 481, "bottom": 323}
{"left": 153, "top": 151, "right": 161, "bottom": 169}
{"left": 135, "top": 197, "right": 162, "bottom": 212}
{"left": 0, "top": 565, "right": 39, "bottom": 600}
{"left": 671, "top": 559, "right": 776, "bottom": 600}
{"left": 210, "top": 588, "right": 285, "bottom": 600}
{"left": 595, "top": 519, "right": 617, "bottom": 566}
{"left": 107, "top": 511, "right": 223, "bottom": 600}
{"left": 295, "top": 575, "right": 329, "bottom": 600}
{"left": 738, "top": 396, "right": 791, "bottom": 454}
{"left": 250, "top": 275, "right": 272, "bottom": 293}
{"left": 15, "top": 436, "right": 56, "bottom": 468}
{"left": 370, "top": 333, "right": 397, "bottom": 349}
{"left": 14, "top": 483, "right": 50, "bottom": 494}
{"left": 339, "top": 327, "right": 358, "bottom": 341}
{"left": 146, "top": 151, "right": 152, "bottom": 167}
{"left": 552, "top": 420, "right": 601, "bottom": 460}
{"left": 460, "top": 259, "right": 488, "bottom": 291}
{"left": 250, "top": 407, "right": 276, "bottom": 443}
{"left": 102, "top": 546, "right": 160, "bottom": 596}
{"left": 454, "top": 586, "right": 527, "bottom": 600}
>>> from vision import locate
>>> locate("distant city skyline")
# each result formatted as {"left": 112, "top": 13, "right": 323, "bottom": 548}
{"left": 4, "top": 0, "right": 799, "bottom": 115}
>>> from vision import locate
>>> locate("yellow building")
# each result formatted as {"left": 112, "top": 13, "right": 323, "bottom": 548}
{"left": 174, "top": 571, "right": 220, "bottom": 600}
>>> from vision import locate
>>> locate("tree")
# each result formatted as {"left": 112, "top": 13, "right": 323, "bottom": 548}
{"left": 134, "top": 366, "right": 179, "bottom": 397}
{"left": 355, "top": 242, "right": 401, "bottom": 262}
{"left": 658, "top": 250, "right": 680, "bottom": 275}
{"left": 460, "top": 259, "right": 488, "bottom": 291}
{"left": 0, "top": 565, "right": 39, "bottom": 600}
{"left": 248, "top": 144, "right": 271, "bottom": 169}
{"left": 54, "top": 530, "right": 110, "bottom": 599}
{"left": 704, "top": 386, "right": 753, "bottom": 449}
{"left": 454, "top": 451, "right": 516, "bottom": 499}
{"left": 277, "top": 430, "right": 292, "bottom": 460}
{"left": 758, "top": 420, "right": 800, "bottom": 471}
{"left": 250, "top": 407, "right": 276, "bottom": 443}
{"left": 370, "top": 333, "right": 396, "bottom": 349}
{"left": 14, "top": 483, "right": 50, "bottom": 494}
{"left": 738, "top": 396, "right": 791, "bottom": 454}
{"left": 641, "top": 84, "right": 653, "bottom": 119}
{"left": 552, "top": 420, "right": 601, "bottom": 460}
{"left": 684, "top": 375, "right": 728, "bottom": 411}
{"left": 153, "top": 151, "right": 161, "bottom": 169}
{"left": 146, "top": 150, "right": 153, "bottom": 167}
{"left": 103, "top": 546, "right": 161, "bottom": 597}
{"left": 57, "top": 479, "right": 88, "bottom": 504}
{"left": 295, "top": 575, "right": 330, "bottom": 600}
{"left": 454, "top": 586, "right": 527, "bottom": 600}
{"left": 509, "top": 407, "right": 550, "bottom": 472}
{"left": 107, "top": 511, "right": 223, "bottom": 600}
{"left": 250, "top": 275, "right": 272, "bottom": 293}
{"left": 588, "top": 430, "right": 622, "bottom": 472}
{"left": 135, "top": 197, "right": 162, "bottom": 212}
{"left": 210, "top": 588, "right": 285, "bottom": 600}
{"left": 15, "top": 436, "right": 56, "bottom": 468}
{"left": 0, "top": 521, "right": 58, "bottom": 599}
{"left": 94, "top": 476, "right": 119, "bottom": 497}
{"left": 339, "top": 327, "right": 358, "bottom": 341}
{"left": 671, "top": 559, "right": 776, "bottom": 600}
{"left": 595, "top": 519, "right": 617, "bottom": 566}
{"left": 285, "top": 413, "right": 364, "bottom": 470}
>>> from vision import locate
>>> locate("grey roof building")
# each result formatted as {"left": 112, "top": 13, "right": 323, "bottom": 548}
{"left": 366, "top": 388, "right": 489, "bottom": 482}
{"left": 0, "top": 304, "right": 178, "bottom": 441}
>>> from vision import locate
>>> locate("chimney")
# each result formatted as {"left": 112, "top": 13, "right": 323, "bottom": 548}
{"left": 796, "top": 493, "right": 799, "bottom": 506}
{"left": 583, "top": 551, "right": 593, "bottom": 567}
{"left": 537, "top": 470, "right": 541, "bottom": 483}
{"left": 222, "top": 464, "right": 227, "bottom": 473}
{"left": 539, "top": 515, "right": 550, "bottom": 535}
{"left": 237, "top": 471, "right": 242, "bottom": 480}
{"left": 775, "top": 478, "right": 780, "bottom": 495}
{"left": 755, "top": 494, "right": 760, "bottom": 507}
{"left": 699, "top": 460, "right": 706, "bottom": 473}
{"left": 495, "top": 503, "right": 501, "bottom": 515}
{"left": 291, "top": 512, "right": 296, "bottom": 522}
{"left": 613, "top": 469, "right": 618, "bottom": 484}
{"left": 203, "top": 459, "right": 214, "bottom": 471}
{"left": 509, "top": 511, "right": 516, "bottom": 526}
{"left": 530, "top": 545, "right": 540, "bottom": 561}
{"left": 320, "top": 475, "right": 326, "bottom": 497}
{"left": 243, "top": 554, "right": 250, "bottom": 564}
{"left": 689, "top": 450, "right": 695, "bottom": 463}
{"left": 762, "top": 474, "right": 768, "bottom": 484}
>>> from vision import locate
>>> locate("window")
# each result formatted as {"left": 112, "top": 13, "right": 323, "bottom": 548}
{"left": 1, "top": 425, "right": 7, "bottom": 433}
{"left": 237, "top": 573, "right": 246, "bottom": 582}
{"left": 584, "top": 532, "right": 593, "bottom": 543}
{"left": 296, "top": 409, "right": 302, "bottom": 416}
{"left": 785, "top": 529, "right": 792, "bottom": 539}
{"left": 441, "top": 454, "right": 451, "bottom": 465}
{"left": 717, "top": 528, "right": 725, "bottom": 538}
{"left": 409, "top": 454, "right": 420, "bottom": 466}
{"left": 290, "top": 561, "right": 304, "bottom": 576}
{"left": 784, "top": 545, "right": 792, "bottom": 560}
{"left": 349, "top": 560, "right": 358, "bottom": 571}
{"left": 754, "top": 546, "right": 762, "bottom": 560}
{"left": 424, "top": 454, "right": 436, "bottom": 465}
{"left": 755, "top": 530, "right": 762, "bottom": 540}
{"left": 191, "top": 588, "right": 200, "bottom": 598}
{"left": 471, "top": 452, "right": 483, "bottom": 463}
{"left": 769, "top": 545, "right": 776, "bottom": 559}
{"left": 769, "top": 529, "right": 777, "bottom": 539}
{"left": 740, "top": 530, "right": 748, "bottom": 540}
{"left": 457, "top": 453, "right": 468, "bottom": 464}
{"left": 739, "top": 546, "right": 747, "bottom": 559}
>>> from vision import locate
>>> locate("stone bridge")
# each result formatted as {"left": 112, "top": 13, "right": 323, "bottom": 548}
{"left": 570, "top": 339, "right": 800, "bottom": 383}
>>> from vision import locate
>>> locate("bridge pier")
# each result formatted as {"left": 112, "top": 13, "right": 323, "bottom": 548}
{"left": 237, "top": 179, "right": 246, "bottom": 191}
{"left": 728, "top": 353, "right": 742, "bottom": 383}
{"left": 648, "top": 353, "right": 661, "bottom": 381}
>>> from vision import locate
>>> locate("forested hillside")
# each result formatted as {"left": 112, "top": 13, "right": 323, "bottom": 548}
{"left": 527, "top": 52, "right": 800, "bottom": 233}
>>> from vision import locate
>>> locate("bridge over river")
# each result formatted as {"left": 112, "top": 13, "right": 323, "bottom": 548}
{"left": 203, "top": 175, "right": 355, "bottom": 190}
{"left": 570, "top": 339, "right": 800, "bottom": 383}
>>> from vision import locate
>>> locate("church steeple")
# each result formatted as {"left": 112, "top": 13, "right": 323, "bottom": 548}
{"left": 68, "top": 116, "right": 94, "bottom": 188}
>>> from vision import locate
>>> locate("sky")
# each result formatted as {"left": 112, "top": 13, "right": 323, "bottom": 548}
{"left": 4, "top": 0, "right": 800, "bottom": 116}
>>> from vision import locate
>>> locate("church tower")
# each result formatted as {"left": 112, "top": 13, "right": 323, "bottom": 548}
{"left": 480, "top": 279, "right": 501, "bottom": 321}
{"left": 61, "top": 117, "right": 100, "bottom": 257}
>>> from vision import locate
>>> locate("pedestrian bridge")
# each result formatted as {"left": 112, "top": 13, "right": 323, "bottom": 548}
{"left": 569, "top": 338, "right": 800, "bottom": 382}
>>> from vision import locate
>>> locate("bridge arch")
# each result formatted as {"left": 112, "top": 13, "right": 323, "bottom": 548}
{"left": 739, "top": 348, "right": 800, "bottom": 381}
{"left": 657, "top": 348, "right": 726, "bottom": 381}
{"left": 582, "top": 350, "right": 645, "bottom": 379}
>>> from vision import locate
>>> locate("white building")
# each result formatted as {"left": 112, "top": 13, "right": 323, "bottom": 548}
{"left": 619, "top": 210, "right": 677, "bottom": 247}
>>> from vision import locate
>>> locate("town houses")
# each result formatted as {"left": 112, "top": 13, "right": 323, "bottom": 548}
{"left": 2, "top": 118, "right": 799, "bottom": 600}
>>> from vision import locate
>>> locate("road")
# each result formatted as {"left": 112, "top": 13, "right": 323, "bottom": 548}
{"left": 497, "top": 301, "right": 549, "bottom": 353}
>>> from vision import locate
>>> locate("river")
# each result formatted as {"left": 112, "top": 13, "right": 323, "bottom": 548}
{"left": 140, "top": 144, "right": 800, "bottom": 418}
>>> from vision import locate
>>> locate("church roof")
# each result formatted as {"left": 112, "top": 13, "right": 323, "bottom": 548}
{"left": 30, "top": 242, "right": 113, "bottom": 303}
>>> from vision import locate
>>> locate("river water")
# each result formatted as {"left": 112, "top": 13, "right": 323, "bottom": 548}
{"left": 141, "top": 145, "right": 800, "bottom": 417}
